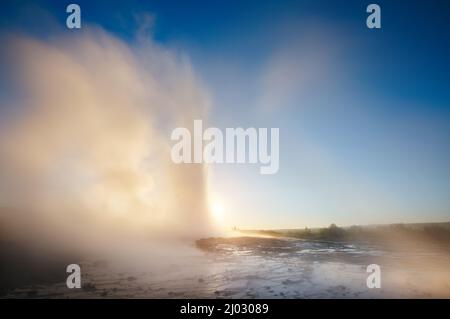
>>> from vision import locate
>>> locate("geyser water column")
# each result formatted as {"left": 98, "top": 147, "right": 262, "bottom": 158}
{"left": 0, "top": 27, "right": 214, "bottom": 254}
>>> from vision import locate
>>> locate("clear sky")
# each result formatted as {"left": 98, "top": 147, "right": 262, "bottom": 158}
{"left": 1, "top": 0, "right": 450, "bottom": 229}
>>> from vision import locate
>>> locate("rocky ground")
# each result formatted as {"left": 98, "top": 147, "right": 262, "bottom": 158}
{"left": 3, "top": 236, "right": 450, "bottom": 298}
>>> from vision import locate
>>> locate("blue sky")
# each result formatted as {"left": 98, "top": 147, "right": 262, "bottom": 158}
{"left": 1, "top": 0, "right": 450, "bottom": 228}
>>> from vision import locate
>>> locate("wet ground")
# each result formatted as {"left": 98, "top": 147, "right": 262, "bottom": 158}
{"left": 3, "top": 236, "right": 450, "bottom": 298}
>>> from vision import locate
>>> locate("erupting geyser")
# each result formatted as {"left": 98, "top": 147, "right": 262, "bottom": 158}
{"left": 0, "top": 27, "right": 218, "bottom": 256}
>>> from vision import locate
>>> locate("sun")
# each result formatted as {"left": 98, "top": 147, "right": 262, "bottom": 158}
{"left": 210, "top": 200, "right": 225, "bottom": 221}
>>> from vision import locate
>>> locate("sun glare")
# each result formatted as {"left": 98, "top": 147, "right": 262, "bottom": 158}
{"left": 211, "top": 201, "right": 225, "bottom": 221}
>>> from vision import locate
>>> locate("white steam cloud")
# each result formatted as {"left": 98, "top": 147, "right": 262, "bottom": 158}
{"left": 0, "top": 27, "right": 215, "bottom": 255}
